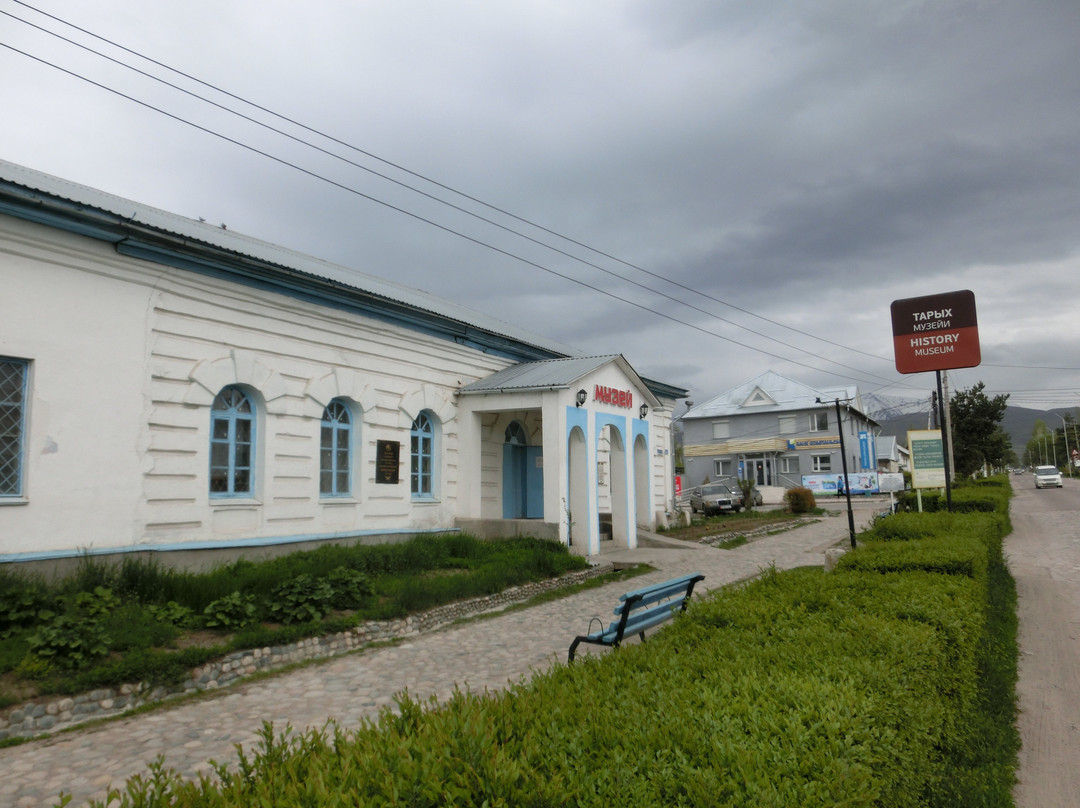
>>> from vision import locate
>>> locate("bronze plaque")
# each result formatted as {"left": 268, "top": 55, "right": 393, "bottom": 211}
{"left": 376, "top": 440, "right": 400, "bottom": 484}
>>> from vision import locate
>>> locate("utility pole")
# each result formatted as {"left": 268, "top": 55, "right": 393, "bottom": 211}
{"left": 1060, "top": 415, "right": 1072, "bottom": 477}
{"left": 818, "top": 397, "right": 856, "bottom": 548}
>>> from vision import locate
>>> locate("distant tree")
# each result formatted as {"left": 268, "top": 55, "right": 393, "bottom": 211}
{"left": 950, "top": 382, "right": 1011, "bottom": 477}
{"left": 1025, "top": 420, "right": 1052, "bottom": 467}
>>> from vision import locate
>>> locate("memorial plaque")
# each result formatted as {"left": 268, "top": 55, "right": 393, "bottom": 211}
{"left": 376, "top": 440, "right": 400, "bottom": 484}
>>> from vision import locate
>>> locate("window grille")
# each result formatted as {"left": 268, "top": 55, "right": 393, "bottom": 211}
{"left": 0, "top": 359, "right": 27, "bottom": 497}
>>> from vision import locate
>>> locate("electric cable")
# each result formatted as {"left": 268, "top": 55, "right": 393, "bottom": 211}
{"left": 1, "top": 38, "right": 894, "bottom": 385}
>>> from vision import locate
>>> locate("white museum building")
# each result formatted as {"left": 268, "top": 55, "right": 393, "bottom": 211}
{"left": 0, "top": 160, "right": 687, "bottom": 571}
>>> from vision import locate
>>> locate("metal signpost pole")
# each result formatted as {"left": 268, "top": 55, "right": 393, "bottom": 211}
{"left": 935, "top": 370, "right": 953, "bottom": 512}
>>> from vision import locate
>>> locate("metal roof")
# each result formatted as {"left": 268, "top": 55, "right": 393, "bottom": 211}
{"left": 0, "top": 159, "right": 583, "bottom": 360}
{"left": 686, "top": 370, "right": 875, "bottom": 423}
{"left": 459, "top": 354, "right": 664, "bottom": 407}
{"left": 459, "top": 355, "right": 617, "bottom": 392}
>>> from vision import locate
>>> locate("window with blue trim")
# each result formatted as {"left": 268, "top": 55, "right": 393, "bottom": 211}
{"left": 320, "top": 399, "right": 352, "bottom": 497}
{"left": 0, "top": 358, "right": 28, "bottom": 498}
{"left": 210, "top": 386, "right": 255, "bottom": 497}
{"left": 411, "top": 411, "right": 435, "bottom": 498}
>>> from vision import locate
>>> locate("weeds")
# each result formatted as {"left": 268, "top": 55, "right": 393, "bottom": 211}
{"left": 0, "top": 534, "right": 588, "bottom": 698}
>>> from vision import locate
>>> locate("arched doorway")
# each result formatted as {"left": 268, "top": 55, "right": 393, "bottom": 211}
{"left": 598, "top": 423, "right": 629, "bottom": 549}
{"left": 567, "top": 425, "right": 588, "bottom": 552}
{"left": 634, "top": 433, "right": 651, "bottom": 529}
{"left": 503, "top": 420, "right": 542, "bottom": 519}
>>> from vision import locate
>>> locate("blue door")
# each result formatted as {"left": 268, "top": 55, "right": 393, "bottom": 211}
{"left": 503, "top": 422, "right": 543, "bottom": 519}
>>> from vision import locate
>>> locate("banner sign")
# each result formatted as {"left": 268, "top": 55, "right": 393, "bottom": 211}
{"left": 801, "top": 473, "right": 880, "bottom": 495}
{"left": 908, "top": 429, "right": 946, "bottom": 489}
{"left": 859, "top": 431, "right": 872, "bottom": 470}
{"left": 879, "top": 473, "right": 906, "bottom": 493}
{"left": 890, "top": 290, "right": 981, "bottom": 374}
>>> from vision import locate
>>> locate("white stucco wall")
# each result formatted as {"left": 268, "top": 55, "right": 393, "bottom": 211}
{"left": 1, "top": 219, "right": 152, "bottom": 553}
{"left": 1, "top": 215, "right": 514, "bottom": 558}
{"left": 1, "top": 213, "right": 683, "bottom": 563}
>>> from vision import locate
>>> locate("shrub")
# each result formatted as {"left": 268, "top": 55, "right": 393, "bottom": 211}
{"left": 146, "top": 601, "right": 196, "bottom": 628}
{"left": 326, "top": 567, "right": 374, "bottom": 609}
{"left": 267, "top": 574, "right": 334, "bottom": 625}
{"left": 784, "top": 486, "right": 816, "bottom": 513}
{"left": 27, "top": 612, "right": 112, "bottom": 671}
{"left": 73, "top": 586, "right": 121, "bottom": 617}
{"left": 0, "top": 583, "right": 49, "bottom": 639}
{"left": 203, "top": 591, "right": 259, "bottom": 630}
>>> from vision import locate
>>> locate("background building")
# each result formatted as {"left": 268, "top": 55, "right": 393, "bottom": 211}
{"left": 681, "top": 370, "right": 880, "bottom": 501}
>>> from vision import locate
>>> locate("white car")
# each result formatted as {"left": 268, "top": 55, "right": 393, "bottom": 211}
{"left": 1034, "top": 465, "right": 1063, "bottom": 488}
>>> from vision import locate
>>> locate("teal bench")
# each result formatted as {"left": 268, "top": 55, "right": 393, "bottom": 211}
{"left": 568, "top": 572, "right": 705, "bottom": 662}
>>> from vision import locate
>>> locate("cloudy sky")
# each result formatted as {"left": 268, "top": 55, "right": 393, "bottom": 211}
{"left": 3, "top": 0, "right": 1080, "bottom": 414}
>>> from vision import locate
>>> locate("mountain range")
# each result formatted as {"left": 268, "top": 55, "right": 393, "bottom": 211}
{"left": 866, "top": 394, "right": 1080, "bottom": 462}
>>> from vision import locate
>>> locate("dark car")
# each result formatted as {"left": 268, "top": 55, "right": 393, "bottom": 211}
{"left": 689, "top": 483, "right": 743, "bottom": 515}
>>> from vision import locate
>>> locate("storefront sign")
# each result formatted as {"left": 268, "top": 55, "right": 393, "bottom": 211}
{"left": 593, "top": 385, "right": 633, "bottom": 409}
{"left": 787, "top": 436, "right": 841, "bottom": 450}
{"left": 890, "top": 290, "right": 981, "bottom": 374}
{"left": 375, "top": 440, "right": 400, "bottom": 484}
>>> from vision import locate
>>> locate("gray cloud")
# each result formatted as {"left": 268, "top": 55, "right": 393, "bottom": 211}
{"left": 3, "top": 0, "right": 1080, "bottom": 411}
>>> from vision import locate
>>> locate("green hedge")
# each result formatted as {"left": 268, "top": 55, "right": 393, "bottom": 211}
{"left": 86, "top": 505, "right": 1017, "bottom": 808}
{"left": 895, "top": 476, "right": 1011, "bottom": 516}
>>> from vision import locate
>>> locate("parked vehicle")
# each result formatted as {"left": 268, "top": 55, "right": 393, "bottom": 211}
{"left": 689, "top": 483, "right": 744, "bottom": 515}
{"left": 1034, "top": 465, "right": 1063, "bottom": 489}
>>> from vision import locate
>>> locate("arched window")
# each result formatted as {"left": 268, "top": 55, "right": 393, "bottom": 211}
{"left": 210, "top": 386, "right": 255, "bottom": 497}
{"left": 320, "top": 399, "right": 352, "bottom": 497}
{"left": 504, "top": 421, "right": 528, "bottom": 446}
{"left": 411, "top": 411, "right": 435, "bottom": 498}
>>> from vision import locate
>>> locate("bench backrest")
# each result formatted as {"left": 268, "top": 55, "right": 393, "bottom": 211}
{"left": 613, "top": 572, "right": 705, "bottom": 617}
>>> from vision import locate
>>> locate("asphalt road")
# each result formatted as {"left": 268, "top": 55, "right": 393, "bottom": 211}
{"left": 1008, "top": 474, "right": 1080, "bottom": 807}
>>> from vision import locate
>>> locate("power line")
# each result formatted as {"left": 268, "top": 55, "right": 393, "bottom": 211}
{"left": 1, "top": 39, "right": 898, "bottom": 385}
{"left": 4, "top": 0, "right": 901, "bottom": 381}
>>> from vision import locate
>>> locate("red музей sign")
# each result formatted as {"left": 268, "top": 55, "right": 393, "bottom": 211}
{"left": 890, "top": 289, "right": 981, "bottom": 374}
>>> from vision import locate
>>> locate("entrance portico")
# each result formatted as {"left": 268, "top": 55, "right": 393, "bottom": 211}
{"left": 455, "top": 355, "right": 668, "bottom": 556}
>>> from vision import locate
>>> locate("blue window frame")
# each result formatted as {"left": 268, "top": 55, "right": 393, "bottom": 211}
{"left": 320, "top": 399, "right": 352, "bottom": 497}
{"left": 411, "top": 411, "right": 435, "bottom": 498}
{"left": 0, "top": 358, "right": 28, "bottom": 498}
{"left": 210, "top": 386, "right": 255, "bottom": 497}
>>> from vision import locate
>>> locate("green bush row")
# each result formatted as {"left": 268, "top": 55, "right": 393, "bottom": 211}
{"left": 0, "top": 535, "right": 588, "bottom": 689}
{"left": 87, "top": 486, "right": 1018, "bottom": 807}
{"left": 894, "top": 477, "right": 1012, "bottom": 515}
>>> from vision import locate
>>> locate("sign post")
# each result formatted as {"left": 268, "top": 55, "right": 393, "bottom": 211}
{"left": 890, "top": 290, "right": 981, "bottom": 512}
